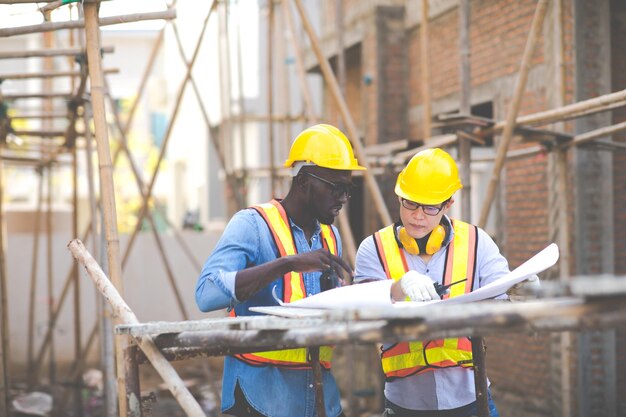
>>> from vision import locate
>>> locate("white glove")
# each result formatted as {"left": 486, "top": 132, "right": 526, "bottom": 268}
{"left": 400, "top": 271, "right": 439, "bottom": 302}
{"left": 525, "top": 274, "right": 541, "bottom": 291}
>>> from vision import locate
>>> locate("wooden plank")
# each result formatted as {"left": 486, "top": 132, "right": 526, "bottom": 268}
{"left": 0, "top": 68, "right": 118, "bottom": 80}
{"left": 0, "top": 9, "right": 176, "bottom": 37}
{"left": 0, "top": 46, "right": 114, "bottom": 59}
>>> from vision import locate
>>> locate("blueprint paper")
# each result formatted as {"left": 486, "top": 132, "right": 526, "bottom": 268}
{"left": 396, "top": 242, "right": 560, "bottom": 308}
{"left": 278, "top": 243, "right": 559, "bottom": 310}
{"left": 275, "top": 279, "right": 394, "bottom": 309}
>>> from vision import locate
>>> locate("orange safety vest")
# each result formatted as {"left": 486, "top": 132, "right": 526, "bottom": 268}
{"left": 233, "top": 199, "right": 337, "bottom": 369}
{"left": 373, "top": 219, "right": 478, "bottom": 380}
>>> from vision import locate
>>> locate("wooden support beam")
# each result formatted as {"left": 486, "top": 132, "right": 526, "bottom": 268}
{"left": 0, "top": 68, "right": 118, "bottom": 80}
{"left": 13, "top": 129, "right": 70, "bottom": 137}
{"left": 10, "top": 112, "right": 69, "bottom": 119}
{"left": 0, "top": 46, "right": 114, "bottom": 60}
{"left": 0, "top": 147, "right": 8, "bottom": 417}
{"left": 458, "top": 0, "right": 472, "bottom": 223}
{"left": 0, "top": 9, "right": 176, "bottom": 37}
{"left": 419, "top": 0, "right": 432, "bottom": 140}
{"left": 2, "top": 92, "right": 73, "bottom": 100}
{"left": 83, "top": 4, "right": 128, "bottom": 415}
{"left": 477, "top": 92, "right": 626, "bottom": 138}
{"left": 566, "top": 120, "right": 626, "bottom": 148}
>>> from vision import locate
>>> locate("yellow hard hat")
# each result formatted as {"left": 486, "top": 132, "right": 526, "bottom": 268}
{"left": 395, "top": 148, "right": 462, "bottom": 205}
{"left": 284, "top": 124, "right": 366, "bottom": 171}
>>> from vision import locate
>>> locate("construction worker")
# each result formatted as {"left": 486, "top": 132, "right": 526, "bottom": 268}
{"left": 355, "top": 148, "right": 508, "bottom": 417}
{"left": 196, "top": 124, "right": 364, "bottom": 417}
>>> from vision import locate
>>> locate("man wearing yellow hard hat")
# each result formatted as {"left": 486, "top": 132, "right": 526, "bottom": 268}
{"left": 196, "top": 124, "right": 364, "bottom": 417}
{"left": 355, "top": 148, "right": 509, "bottom": 417}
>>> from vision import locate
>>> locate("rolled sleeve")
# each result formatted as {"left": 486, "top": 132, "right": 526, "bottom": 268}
{"left": 195, "top": 210, "right": 260, "bottom": 312}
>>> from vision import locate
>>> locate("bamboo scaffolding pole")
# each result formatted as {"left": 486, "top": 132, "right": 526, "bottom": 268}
{"left": 281, "top": 0, "right": 357, "bottom": 266}
{"left": 456, "top": 2, "right": 486, "bottom": 414}
{"left": 477, "top": 0, "right": 549, "bottom": 229}
{"left": 0, "top": 68, "right": 118, "bottom": 80}
{"left": 82, "top": 101, "right": 99, "bottom": 279}
{"left": 282, "top": 0, "right": 316, "bottom": 123}
{"left": 67, "top": 239, "right": 206, "bottom": 417}
{"left": 458, "top": 0, "right": 472, "bottom": 222}
{"left": 234, "top": 0, "right": 248, "bottom": 199}
{"left": 565, "top": 120, "right": 626, "bottom": 148}
{"left": 0, "top": 9, "right": 176, "bottom": 37}
{"left": 0, "top": 46, "right": 113, "bottom": 59}
{"left": 420, "top": 0, "right": 432, "bottom": 140}
{"left": 311, "top": 347, "right": 327, "bottom": 417}
{"left": 277, "top": 1, "right": 292, "bottom": 185}
{"left": 104, "top": 80, "right": 189, "bottom": 321}
{"left": 83, "top": 4, "right": 128, "bottom": 415}
{"left": 11, "top": 112, "right": 70, "bottom": 119}
{"left": 2, "top": 92, "right": 73, "bottom": 100}
{"left": 26, "top": 171, "right": 44, "bottom": 386}
{"left": 478, "top": 89, "right": 626, "bottom": 137}
{"left": 71, "top": 141, "right": 82, "bottom": 416}
{"left": 45, "top": 167, "right": 56, "bottom": 384}
{"left": 12, "top": 129, "right": 68, "bottom": 137}
{"left": 122, "top": 2, "right": 219, "bottom": 268}
{"left": 0, "top": 148, "right": 8, "bottom": 417}
{"left": 0, "top": 155, "right": 66, "bottom": 165}
{"left": 292, "top": 0, "right": 392, "bottom": 226}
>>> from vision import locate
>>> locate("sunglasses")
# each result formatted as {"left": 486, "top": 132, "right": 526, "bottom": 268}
{"left": 302, "top": 171, "right": 354, "bottom": 199}
{"left": 400, "top": 198, "right": 447, "bottom": 216}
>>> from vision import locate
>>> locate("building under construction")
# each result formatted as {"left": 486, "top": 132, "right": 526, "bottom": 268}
{"left": 0, "top": 0, "right": 625, "bottom": 416}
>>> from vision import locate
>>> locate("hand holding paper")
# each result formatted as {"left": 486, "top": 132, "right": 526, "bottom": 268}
{"left": 275, "top": 243, "right": 559, "bottom": 310}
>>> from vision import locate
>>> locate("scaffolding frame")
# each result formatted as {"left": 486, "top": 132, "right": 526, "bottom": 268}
{"left": 0, "top": 0, "right": 625, "bottom": 416}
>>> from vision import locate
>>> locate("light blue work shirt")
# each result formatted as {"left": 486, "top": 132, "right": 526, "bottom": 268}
{"left": 196, "top": 207, "right": 343, "bottom": 417}
{"left": 354, "top": 216, "right": 509, "bottom": 411}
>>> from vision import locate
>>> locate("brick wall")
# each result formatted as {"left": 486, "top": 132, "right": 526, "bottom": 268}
{"left": 407, "top": 0, "right": 543, "bottom": 138}
{"left": 316, "top": 0, "right": 623, "bottom": 415}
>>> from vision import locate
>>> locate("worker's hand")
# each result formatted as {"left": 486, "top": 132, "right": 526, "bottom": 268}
{"left": 288, "top": 249, "right": 353, "bottom": 280}
{"left": 400, "top": 271, "right": 439, "bottom": 302}
{"left": 508, "top": 274, "right": 541, "bottom": 301}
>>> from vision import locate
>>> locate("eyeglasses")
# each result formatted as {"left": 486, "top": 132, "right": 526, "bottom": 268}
{"left": 302, "top": 171, "right": 354, "bottom": 199}
{"left": 401, "top": 198, "right": 446, "bottom": 216}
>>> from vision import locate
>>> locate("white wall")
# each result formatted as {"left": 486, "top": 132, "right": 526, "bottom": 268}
{"left": 6, "top": 230, "right": 224, "bottom": 371}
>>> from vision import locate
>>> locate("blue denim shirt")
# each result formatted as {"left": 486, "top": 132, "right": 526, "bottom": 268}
{"left": 196, "top": 207, "right": 343, "bottom": 417}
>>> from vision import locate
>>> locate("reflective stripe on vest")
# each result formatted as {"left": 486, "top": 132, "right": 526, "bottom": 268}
{"left": 233, "top": 199, "right": 337, "bottom": 369}
{"left": 373, "top": 219, "right": 478, "bottom": 380}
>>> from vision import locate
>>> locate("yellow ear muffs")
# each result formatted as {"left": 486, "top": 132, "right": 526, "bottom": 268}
{"left": 425, "top": 225, "right": 446, "bottom": 255}
{"left": 396, "top": 224, "right": 446, "bottom": 255}
{"left": 397, "top": 226, "right": 420, "bottom": 255}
